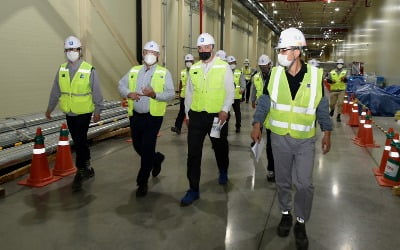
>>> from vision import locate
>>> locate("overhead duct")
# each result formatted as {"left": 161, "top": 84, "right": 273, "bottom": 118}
{"left": 237, "top": 0, "right": 281, "bottom": 35}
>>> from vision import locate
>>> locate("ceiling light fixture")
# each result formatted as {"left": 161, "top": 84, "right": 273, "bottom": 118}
{"left": 335, "top": 7, "right": 340, "bottom": 12}
{"left": 331, "top": 20, "right": 335, "bottom": 24}
{"left": 273, "top": 10, "right": 278, "bottom": 14}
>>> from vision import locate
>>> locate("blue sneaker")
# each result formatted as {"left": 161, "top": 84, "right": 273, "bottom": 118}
{"left": 218, "top": 172, "right": 228, "bottom": 185}
{"left": 180, "top": 189, "right": 200, "bottom": 206}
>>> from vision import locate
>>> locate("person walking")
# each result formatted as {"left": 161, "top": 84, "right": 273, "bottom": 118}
{"left": 46, "top": 36, "right": 104, "bottom": 192}
{"left": 241, "top": 58, "right": 254, "bottom": 103}
{"left": 327, "top": 58, "right": 349, "bottom": 122}
{"left": 250, "top": 28, "right": 332, "bottom": 250}
{"left": 227, "top": 55, "right": 245, "bottom": 133}
{"left": 118, "top": 41, "right": 175, "bottom": 197}
{"left": 180, "top": 33, "right": 234, "bottom": 206}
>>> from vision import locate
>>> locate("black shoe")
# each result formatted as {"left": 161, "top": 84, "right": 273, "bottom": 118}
{"left": 152, "top": 153, "right": 165, "bottom": 177}
{"left": 329, "top": 109, "right": 334, "bottom": 117}
{"left": 277, "top": 213, "right": 293, "bottom": 237}
{"left": 266, "top": 171, "right": 275, "bottom": 182}
{"left": 235, "top": 128, "right": 240, "bottom": 133}
{"left": 336, "top": 114, "right": 341, "bottom": 122}
{"left": 136, "top": 185, "right": 148, "bottom": 197}
{"left": 294, "top": 222, "right": 309, "bottom": 250}
{"left": 171, "top": 127, "right": 181, "bottom": 135}
{"left": 72, "top": 172, "right": 83, "bottom": 192}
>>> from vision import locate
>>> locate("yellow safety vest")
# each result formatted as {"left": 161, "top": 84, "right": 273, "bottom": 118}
{"left": 189, "top": 58, "right": 228, "bottom": 113}
{"left": 233, "top": 69, "right": 242, "bottom": 99}
{"left": 253, "top": 72, "right": 264, "bottom": 99}
{"left": 180, "top": 69, "right": 188, "bottom": 98}
{"left": 127, "top": 65, "right": 168, "bottom": 117}
{"left": 58, "top": 61, "right": 94, "bottom": 114}
{"left": 242, "top": 67, "right": 252, "bottom": 81}
{"left": 265, "top": 65, "right": 323, "bottom": 139}
{"left": 330, "top": 69, "right": 347, "bottom": 91}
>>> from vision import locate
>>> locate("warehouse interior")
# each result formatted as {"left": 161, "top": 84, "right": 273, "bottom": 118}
{"left": 1, "top": 0, "right": 400, "bottom": 250}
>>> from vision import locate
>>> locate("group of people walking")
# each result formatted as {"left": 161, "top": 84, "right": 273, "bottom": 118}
{"left": 45, "top": 27, "right": 349, "bottom": 249}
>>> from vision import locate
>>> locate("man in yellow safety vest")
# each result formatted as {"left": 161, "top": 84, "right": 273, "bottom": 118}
{"left": 118, "top": 40, "right": 175, "bottom": 197}
{"left": 46, "top": 36, "right": 104, "bottom": 192}
{"left": 327, "top": 58, "right": 349, "bottom": 122}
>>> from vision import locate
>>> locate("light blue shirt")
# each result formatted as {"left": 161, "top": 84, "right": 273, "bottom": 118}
{"left": 118, "top": 64, "right": 175, "bottom": 113}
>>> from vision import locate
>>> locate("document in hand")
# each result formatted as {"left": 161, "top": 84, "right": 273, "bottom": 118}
{"left": 251, "top": 138, "right": 265, "bottom": 163}
{"left": 210, "top": 117, "right": 226, "bottom": 138}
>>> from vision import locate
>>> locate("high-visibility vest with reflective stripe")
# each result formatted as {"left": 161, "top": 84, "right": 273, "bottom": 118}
{"left": 253, "top": 72, "right": 264, "bottom": 99}
{"left": 189, "top": 58, "right": 228, "bottom": 113}
{"left": 242, "top": 67, "right": 252, "bottom": 80}
{"left": 58, "top": 61, "right": 94, "bottom": 114}
{"left": 180, "top": 69, "right": 188, "bottom": 98}
{"left": 127, "top": 65, "right": 168, "bottom": 117}
{"left": 330, "top": 69, "right": 347, "bottom": 91}
{"left": 233, "top": 69, "right": 242, "bottom": 99}
{"left": 265, "top": 65, "right": 323, "bottom": 139}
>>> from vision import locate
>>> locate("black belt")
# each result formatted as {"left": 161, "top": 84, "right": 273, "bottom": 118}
{"left": 133, "top": 111, "right": 150, "bottom": 116}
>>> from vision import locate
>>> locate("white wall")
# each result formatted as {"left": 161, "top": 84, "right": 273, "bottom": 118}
{"left": 337, "top": 0, "right": 399, "bottom": 85}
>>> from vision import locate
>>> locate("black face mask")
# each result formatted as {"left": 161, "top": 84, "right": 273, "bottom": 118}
{"left": 199, "top": 52, "right": 211, "bottom": 61}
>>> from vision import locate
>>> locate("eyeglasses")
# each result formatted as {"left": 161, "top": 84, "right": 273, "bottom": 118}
{"left": 277, "top": 48, "right": 295, "bottom": 53}
{"left": 65, "top": 48, "right": 80, "bottom": 52}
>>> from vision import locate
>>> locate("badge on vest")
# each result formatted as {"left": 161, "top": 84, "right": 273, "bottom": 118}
{"left": 306, "top": 83, "right": 310, "bottom": 88}
{"left": 80, "top": 74, "right": 85, "bottom": 79}
{"left": 193, "top": 71, "right": 198, "bottom": 74}
{"left": 61, "top": 74, "right": 65, "bottom": 77}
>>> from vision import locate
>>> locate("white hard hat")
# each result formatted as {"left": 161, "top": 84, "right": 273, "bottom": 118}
{"left": 185, "top": 54, "right": 194, "bottom": 61}
{"left": 227, "top": 56, "right": 236, "bottom": 63}
{"left": 308, "top": 59, "right": 319, "bottom": 67}
{"left": 143, "top": 40, "right": 160, "bottom": 53}
{"left": 337, "top": 58, "right": 344, "bottom": 64}
{"left": 276, "top": 28, "right": 306, "bottom": 49}
{"left": 197, "top": 33, "right": 215, "bottom": 46}
{"left": 64, "top": 36, "right": 81, "bottom": 49}
{"left": 258, "top": 54, "right": 271, "bottom": 66}
{"left": 215, "top": 50, "right": 227, "bottom": 61}
{"left": 244, "top": 59, "right": 250, "bottom": 64}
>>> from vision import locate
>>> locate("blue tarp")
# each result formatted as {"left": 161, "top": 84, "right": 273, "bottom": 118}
{"left": 345, "top": 78, "right": 400, "bottom": 116}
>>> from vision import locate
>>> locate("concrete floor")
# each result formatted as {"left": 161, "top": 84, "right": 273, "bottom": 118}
{"left": 1, "top": 102, "right": 400, "bottom": 250}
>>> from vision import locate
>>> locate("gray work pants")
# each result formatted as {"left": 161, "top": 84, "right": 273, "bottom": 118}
{"left": 271, "top": 132, "right": 316, "bottom": 221}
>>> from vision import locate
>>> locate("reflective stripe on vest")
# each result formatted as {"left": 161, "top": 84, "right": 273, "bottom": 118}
{"left": 233, "top": 69, "right": 242, "bottom": 99}
{"left": 58, "top": 61, "right": 94, "bottom": 114}
{"left": 189, "top": 58, "right": 228, "bottom": 113}
{"left": 180, "top": 69, "right": 188, "bottom": 98}
{"left": 265, "top": 65, "right": 323, "bottom": 139}
{"left": 330, "top": 69, "right": 347, "bottom": 91}
{"left": 242, "top": 67, "right": 252, "bottom": 80}
{"left": 127, "top": 65, "right": 168, "bottom": 117}
{"left": 253, "top": 72, "right": 264, "bottom": 99}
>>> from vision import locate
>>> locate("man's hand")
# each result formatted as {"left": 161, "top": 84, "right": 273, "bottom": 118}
{"left": 251, "top": 122, "right": 262, "bottom": 143}
{"left": 127, "top": 92, "right": 140, "bottom": 101}
{"left": 340, "top": 76, "right": 346, "bottom": 82}
{"left": 251, "top": 101, "right": 256, "bottom": 109}
{"left": 321, "top": 131, "right": 331, "bottom": 154}
{"left": 45, "top": 111, "right": 52, "bottom": 120}
{"left": 218, "top": 111, "right": 228, "bottom": 124}
{"left": 141, "top": 87, "right": 156, "bottom": 98}
{"left": 93, "top": 114, "right": 101, "bottom": 123}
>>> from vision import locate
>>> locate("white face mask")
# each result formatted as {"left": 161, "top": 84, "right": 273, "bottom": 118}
{"left": 185, "top": 62, "right": 192, "bottom": 68}
{"left": 144, "top": 54, "right": 157, "bottom": 65}
{"left": 337, "top": 64, "right": 343, "bottom": 69}
{"left": 66, "top": 51, "right": 80, "bottom": 62}
{"left": 278, "top": 53, "right": 293, "bottom": 67}
{"left": 230, "top": 64, "right": 236, "bottom": 70}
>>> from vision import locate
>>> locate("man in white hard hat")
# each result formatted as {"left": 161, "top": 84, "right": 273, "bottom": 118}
{"left": 46, "top": 36, "right": 104, "bottom": 192}
{"left": 241, "top": 58, "right": 254, "bottom": 103}
{"left": 307, "top": 59, "right": 319, "bottom": 67}
{"left": 227, "top": 55, "right": 246, "bottom": 133}
{"left": 118, "top": 40, "right": 175, "bottom": 197}
{"left": 250, "top": 54, "right": 275, "bottom": 182}
{"left": 171, "top": 54, "right": 195, "bottom": 134}
{"left": 181, "top": 33, "right": 234, "bottom": 206}
{"left": 327, "top": 58, "right": 349, "bottom": 122}
{"left": 250, "top": 28, "right": 332, "bottom": 250}
{"left": 215, "top": 50, "right": 227, "bottom": 61}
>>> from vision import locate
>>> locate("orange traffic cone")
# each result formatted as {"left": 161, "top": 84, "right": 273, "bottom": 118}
{"left": 373, "top": 130, "right": 396, "bottom": 176}
{"left": 376, "top": 141, "right": 400, "bottom": 187}
{"left": 342, "top": 94, "right": 350, "bottom": 115}
{"left": 52, "top": 124, "right": 77, "bottom": 177}
{"left": 352, "top": 107, "right": 367, "bottom": 142}
{"left": 355, "top": 111, "right": 379, "bottom": 147}
{"left": 347, "top": 102, "right": 359, "bottom": 127}
{"left": 18, "top": 128, "right": 61, "bottom": 187}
